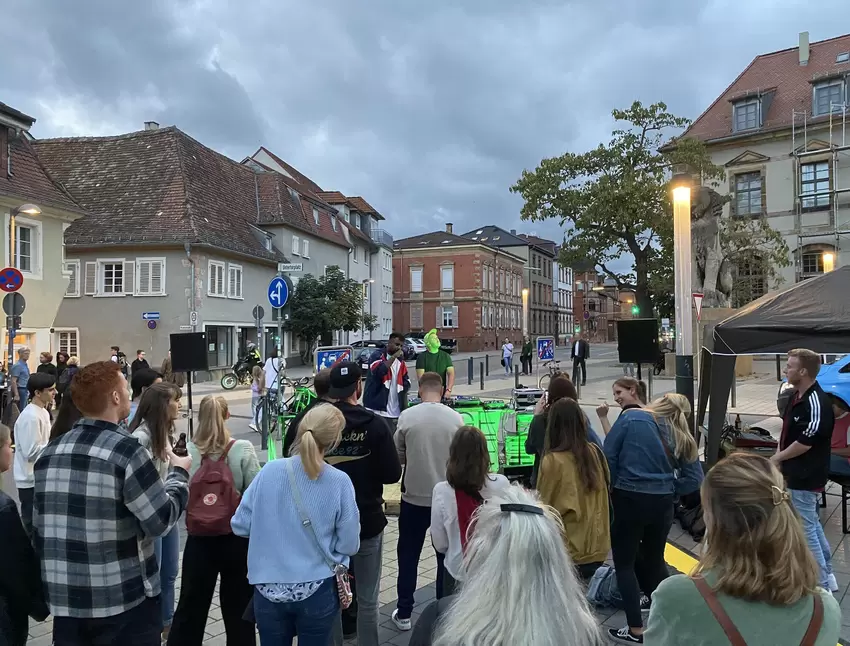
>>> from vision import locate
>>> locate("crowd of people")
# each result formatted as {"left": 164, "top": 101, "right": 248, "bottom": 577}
{"left": 0, "top": 343, "right": 846, "bottom": 645}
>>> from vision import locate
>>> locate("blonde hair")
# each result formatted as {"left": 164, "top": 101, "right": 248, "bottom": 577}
{"left": 68, "top": 356, "right": 79, "bottom": 366}
{"left": 215, "top": 395, "right": 230, "bottom": 419}
{"left": 646, "top": 393, "right": 698, "bottom": 462}
{"left": 0, "top": 423, "right": 10, "bottom": 447}
{"left": 788, "top": 348, "right": 821, "bottom": 378}
{"left": 694, "top": 453, "right": 818, "bottom": 605}
{"left": 251, "top": 365, "right": 263, "bottom": 383}
{"left": 194, "top": 395, "right": 232, "bottom": 455}
{"left": 292, "top": 405, "right": 345, "bottom": 479}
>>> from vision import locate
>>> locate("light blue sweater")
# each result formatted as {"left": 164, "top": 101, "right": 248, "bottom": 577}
{"left": 231, "top": 455, "right": 360, "bottom": 585}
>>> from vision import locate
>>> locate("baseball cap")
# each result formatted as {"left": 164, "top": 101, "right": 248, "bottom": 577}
{"left": 328, "top": 361, "right": 362, "bottom": 399}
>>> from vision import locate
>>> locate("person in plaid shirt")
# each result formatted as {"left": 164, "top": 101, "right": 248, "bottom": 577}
{"left": 32, "top": 361, "right": 191, "bottom": 646}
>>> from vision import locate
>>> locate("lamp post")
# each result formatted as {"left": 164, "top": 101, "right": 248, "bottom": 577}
{"left": 671, "top": 173, "right": 695, "bottom": 423}
{"left": 823, "top": 251, "right": 835, "bottom": 273}
{"left": 521, "top": 288, "right": 529, "bottom": 336}
{"left": 361, "top": 278, "right": 374, "bottom": 340}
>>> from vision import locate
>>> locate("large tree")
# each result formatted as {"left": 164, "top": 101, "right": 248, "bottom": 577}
{"left": 512, "top": 101, "right": 727, "bottom": 316}
{"left": 285, "top": 266, "right": 366, "bottom": 361}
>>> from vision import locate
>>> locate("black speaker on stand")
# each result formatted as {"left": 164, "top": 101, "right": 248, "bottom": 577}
{"left": 170, "top": 332, "right": 208, "bottom": 439}
{"left": 616, "top": 319, "right": 659, "bottom": 383}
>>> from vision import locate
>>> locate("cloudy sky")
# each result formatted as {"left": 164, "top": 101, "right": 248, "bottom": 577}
{"left": 3, "top": 0, "right": 849, "bottom": 244}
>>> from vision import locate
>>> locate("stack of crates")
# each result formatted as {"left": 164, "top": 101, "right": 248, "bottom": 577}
{"left": 504, "top": 412, "right": 535, "bottom": 469}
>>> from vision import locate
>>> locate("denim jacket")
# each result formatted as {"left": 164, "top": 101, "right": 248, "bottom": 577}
{"left": 604, "top": 409, "right": 677, "bottom": 495}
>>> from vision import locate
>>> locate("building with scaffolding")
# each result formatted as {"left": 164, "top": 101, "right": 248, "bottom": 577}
{"left": 682, "top": 31, "right": 850, "bottom": 301}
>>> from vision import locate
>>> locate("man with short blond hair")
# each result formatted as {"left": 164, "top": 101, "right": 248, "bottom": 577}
{"left": 773, "top": 348, "right": 836, "bottom": 592}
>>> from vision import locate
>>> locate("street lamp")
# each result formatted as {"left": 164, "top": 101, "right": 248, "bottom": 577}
{"left": 671, "top": 172, "right": 695, "bottom": 423}
{"left": 823, "top": 251, "right": 835, "bottom": 273}
{"left": 521, "top": 288, "right": 529, "bottom": 336}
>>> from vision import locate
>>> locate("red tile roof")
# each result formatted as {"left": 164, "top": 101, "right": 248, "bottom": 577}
{"left": 347, "top": 196, "right": 384, "bottom": 220}
{"left": 685, "top": 33, "right": 850, "bottom": 142}
{"left": 33, "top": 127, "right": 282, "bottom": 260}
{"left": 0, "top": 128, "right": 84, "bottom": 214}
{"left": 315, "top": 191, "right": 348, "bottom": 204}
{"left": 253, "top": 146, "right": 325, "bottom": 195}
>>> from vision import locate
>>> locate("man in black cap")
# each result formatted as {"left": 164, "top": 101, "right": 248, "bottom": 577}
{"left": 326, "top": 361, "right": 401, "bottom": 646}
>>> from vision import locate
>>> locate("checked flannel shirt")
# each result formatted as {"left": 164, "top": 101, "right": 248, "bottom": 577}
{"left": 32, "top": 418, "right": 189, "bottom": 619}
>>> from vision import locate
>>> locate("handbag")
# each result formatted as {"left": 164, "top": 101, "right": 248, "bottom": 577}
{"left": 693, "top": 577, "right": 823, "bottom": 646}
{"left": 284, "top": 458, "right": 354, "bottom": 609}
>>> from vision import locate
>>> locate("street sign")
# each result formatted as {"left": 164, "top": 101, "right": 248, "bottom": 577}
{"left": 147, "top": 320, "right": 157, "bottom": 330}
{"left": 267, "top": 277, "right": 289, "bottom": 309}
{"left": 661, "top": 317, "right": 670, "bottom": 328}
{"left": 2, "top": 292, "right": 25, "bottom": 316}
{"left": 315, "top": 346, "right": 352, "bottom": 372}
{"left": 252, "top": 304, "right": 265, "bottom": 321}
{"left": 536, "top": 336, "right": 555, "bottom": 361}
{"left": 141, "top": 312, "right": 160, "bottom": 320}
{"left": 277, "top": 262, "right": 303, "bottom": 273}
{"left": 189, "top": 311, "right": 198, "bottom": 326}
{"left": 179, "top": 325, "right": 192, "bottom": 330}
{"left": 692, "top": 292, "right": 704, "bottom": 321}
{"left": 0, "top": 267, "right": 23, "bottom": 293}
{"left": 583, "top": 310, "right": 590, "bottom": 321}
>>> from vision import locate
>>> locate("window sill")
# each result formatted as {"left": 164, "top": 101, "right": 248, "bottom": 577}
{"left": 92, "top": 293, "right": 126, "bottom": 298}
{"left": 134, "top": 293, "right": 168, "bottom": 297}
{"left": 64, "top": 294, "right": 81, "bottom": 298}
{"left": 207, "top": 293, "right": 227, "bottom": 298}
{"left": 800, "top": 206, "right": 831, "bottom": 214}
{"left": 227, "top": 295, "right": 245, "bottom": 300}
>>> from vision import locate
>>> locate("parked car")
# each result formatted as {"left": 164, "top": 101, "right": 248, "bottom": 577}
{"left": 406, "top": 332, "right": 457, "bottom": 354}
{"left": 777, "top": 353, "right": 850, "bottom": 413}
{"left": 354, "top": 340, "right": 387, "bottom": 376}
{"left": 403, "top": 338, "right": 423, "bottom": 358}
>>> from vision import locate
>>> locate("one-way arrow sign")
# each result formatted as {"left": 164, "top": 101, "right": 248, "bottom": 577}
{"left": 142, "top": 312, "right": 160, "bottom": 321}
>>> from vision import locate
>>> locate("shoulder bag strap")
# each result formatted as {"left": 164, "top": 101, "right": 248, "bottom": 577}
{"left": 693, "top": 577, "right": 747, "bottom": 646}
{"left": 800, "top": 593, "right": 824, "bottom": 646}
{"left": 220, "top": 439, "right": 237, "bottom": 460}
{"left": 284, "top": 458, "right": 338, "bottom": 573}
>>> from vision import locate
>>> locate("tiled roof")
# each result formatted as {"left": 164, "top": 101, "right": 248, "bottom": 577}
{"left": 253, "top": 146, "right": 325, "bottom": 195}
{"left": 461, "top": 225, "right": 528, "bottom": 248}
{"left": 685, "top": 33, "right": 850, "bottom": 142}
{"left": 32, "top": 127, "right": 283, "bottom": 260}
{"left": 0, "top": 129, "right": 84, "bottom": 215}
{"left": 517, "top": 233, "right": 557, "bottom": 253}
{"left": 394, "top": 231, "right": 495, "bottom": 250}
{"left": 347, "top": 196, "right": 385, "bottom": 221}
{"left": 315, "top": 191, "right": 348, "bottom": 204}
{"left": 0, "top": 101, "right": 36, "bottom": 127}
{"left": 342, "top": 219, "right": 374, "bottom": 246}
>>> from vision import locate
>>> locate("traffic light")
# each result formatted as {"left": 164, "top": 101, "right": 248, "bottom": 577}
{"left": 631, "top": 305, "right": 639, "bottom": 316}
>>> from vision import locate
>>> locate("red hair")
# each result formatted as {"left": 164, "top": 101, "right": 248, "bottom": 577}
{"left": 70, "top": 361, "right": 124, "bottom": 417}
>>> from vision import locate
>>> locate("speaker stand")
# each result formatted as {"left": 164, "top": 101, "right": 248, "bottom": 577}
{"left": 186, "top": 371, "right": 195, "bottom": 439}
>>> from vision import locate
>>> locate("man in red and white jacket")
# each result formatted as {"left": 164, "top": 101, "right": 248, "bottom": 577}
{"left": 363, "top": 332, "right": 410, "bottom": 435}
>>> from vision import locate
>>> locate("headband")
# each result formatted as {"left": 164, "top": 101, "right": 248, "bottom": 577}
{"left": 500, "top": 503, "right": 544, "bottom": 516}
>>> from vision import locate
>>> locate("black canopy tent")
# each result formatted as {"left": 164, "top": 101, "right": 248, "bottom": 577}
{"left": 697, "top": 265, "right": 850, "bottom": 465}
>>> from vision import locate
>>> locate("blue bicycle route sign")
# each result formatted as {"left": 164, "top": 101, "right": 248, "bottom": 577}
{"left": 267, "top": 276, "right": 289, "bottom": 309}
{"left": 537, "top": 336, "right": 555, "bottom": 361}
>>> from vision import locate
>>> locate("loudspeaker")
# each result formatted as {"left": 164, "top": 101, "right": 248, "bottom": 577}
{"left": 170, "top": 332, "right": 208, "bottom": 372}
{"left": 617, "top": 319, "right": 659, "bottom": 364}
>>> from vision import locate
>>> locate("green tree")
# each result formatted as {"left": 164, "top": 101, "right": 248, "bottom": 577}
{"left": 511, "top": 101, "right": 725, "bottom": 316}
{"left": 285, "top": 266, "right": 366, "bottom": 361}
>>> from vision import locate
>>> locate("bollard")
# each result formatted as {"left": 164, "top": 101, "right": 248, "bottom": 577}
{"left": 260, "top": 396, "right": 269, "bottom": 451}
{"left": 775, "top": 354, "right": 782, "bottom": 381}
{"left": 485, "top": 354, "right": 489, "bottom": 376}
{"left": 468, "top": 356, "right": 473, "bottom": 385}
{"left": 731, "top": 377, "right": 737, "bottom": 409}
{"left": 515, "top": 364, "right": 520, "bottom": 389}
{"left": 480, "top": 361, "right": 485, "bottom": 391}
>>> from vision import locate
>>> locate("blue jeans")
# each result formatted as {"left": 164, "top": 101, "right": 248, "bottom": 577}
{"left": 504, "top": 356, "right": 512, "bottom": 375}
{"left": 155, "top": 523, "right": 180, "bottom": 628}
{"left": 830, "top": 454, "right": 850, "bottom": 477}
{"left": 790, "top": 489, "right": 833, "bottom": 589}
{"left": 254, "top": 578, "right": 338, "bottom": 646}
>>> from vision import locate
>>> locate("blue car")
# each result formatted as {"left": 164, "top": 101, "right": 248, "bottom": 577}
{"left": 777, "top": 354, "right": 850, "bottom": 413}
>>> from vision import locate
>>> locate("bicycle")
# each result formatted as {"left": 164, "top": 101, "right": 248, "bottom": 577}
{"left": 253, "top": 376, "right": 316, "bottom": 438}
{"left": 537, "top": 360, "right": 563, "bottom": 391}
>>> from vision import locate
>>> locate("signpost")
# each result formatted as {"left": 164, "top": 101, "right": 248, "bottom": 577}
{"left": 141, "top": 312, "right": 160, "bottom": 321}
{"left": 267, "top": 277, "right": 289, "bottom": 309}
{"left": 0, "top": 267, "right": 23, "bottom": 293}
{"left": 3, "top": 292, "right": 25, "bottom": 378}
{"left": 277, "top": 262, "right": 303, "bottom": 273}
{"left": 315, "top": 346, "right": 353, "bottom": 373}
{"left": 147, "top": 320, "right": 157, "bottom": 330}
{"left": 692, "top": 292, "right": 704, "bottom": 322}
{"left": 536, "top": 336, "right": 555, "bottom": 361}
{"left": 189, "top": 311, "right": 198, "bottom": 327}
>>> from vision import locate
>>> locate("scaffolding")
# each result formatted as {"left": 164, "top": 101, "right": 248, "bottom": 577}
{"left": 791, "top": 103, "right": 850, "bottom": 280}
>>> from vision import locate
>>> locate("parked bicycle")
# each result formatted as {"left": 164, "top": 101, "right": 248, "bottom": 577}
{"left": 537, "top": 359, "right": 564, "bottom": 390}
{"left": 253, "top": 375, "right": 316, "bottom": 437}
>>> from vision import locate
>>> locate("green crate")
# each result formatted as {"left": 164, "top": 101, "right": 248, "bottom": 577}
{"left": 504, "top": 413, "right": 534, "bottom": 468}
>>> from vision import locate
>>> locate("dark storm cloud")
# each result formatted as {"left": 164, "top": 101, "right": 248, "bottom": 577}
{"left": 3, "top": 0, "right": 849, "bottom": 246}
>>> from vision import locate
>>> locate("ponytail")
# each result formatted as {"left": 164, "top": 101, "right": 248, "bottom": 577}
{"left": 292, "top": 405, "right": 346, "bottom": 480}
{"left": 647, "top": 393, "right": 698, "bottom": 462}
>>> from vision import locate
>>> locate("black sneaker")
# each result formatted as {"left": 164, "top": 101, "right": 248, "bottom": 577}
{"left": 640, "top": 595, "right": 651, "bottom": 613}
{"left": 608, "top": 626, "right": 643, "bottom": 643}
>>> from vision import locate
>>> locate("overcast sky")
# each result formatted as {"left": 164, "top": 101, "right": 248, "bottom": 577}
{"left": 4, "top": 0, "right": 849, "bottom": 247}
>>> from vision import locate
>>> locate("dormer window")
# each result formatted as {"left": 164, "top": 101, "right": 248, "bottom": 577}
{"left": 837, "top": 52, "right": 849, "bottom": 63}
{"left": 733, "top": 98, "right": 760, "bottom": 132}
{"left": 330, "top": 215, "right": 337, "bottom": 231}
{"left": 354, "top": 213, "right": 361, "bottom": 229}
{"left": 312, "top": 206, "right": 319, "bottom": 225}
{"left": 813, "top": 80, "right": 846, "bottom": 116}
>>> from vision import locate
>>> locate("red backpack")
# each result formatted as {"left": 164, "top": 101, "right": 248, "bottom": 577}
{"left": 186, "top": 440, "right": 240, "bottom": 536}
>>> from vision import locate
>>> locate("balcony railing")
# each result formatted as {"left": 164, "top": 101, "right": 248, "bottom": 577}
{"left": 370, "top": 228, "right": 394, "bottom": 248}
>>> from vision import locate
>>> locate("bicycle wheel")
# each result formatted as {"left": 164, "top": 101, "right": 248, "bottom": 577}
{"left": 252, "top": 396, "right": 265, "bottom": 432}
{"left": 538, "top": 373, "right": 551, "bottom": 391}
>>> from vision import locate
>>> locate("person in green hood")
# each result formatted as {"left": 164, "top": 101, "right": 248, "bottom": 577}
{"left": 415, "top": 329, "right": 455, "bottom": 397}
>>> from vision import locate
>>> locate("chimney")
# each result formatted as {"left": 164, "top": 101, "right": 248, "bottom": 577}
{"left": 799, "top": 31, "right": 810, "bottom": 66}
{"left": 144, "top": 121, "right": 160, "bottom": 131}
{"left": 445, "top": 223, "right": 453, "bottom": 234}
{"left": 510, "top": 229, "right": 516, "bottom": 235}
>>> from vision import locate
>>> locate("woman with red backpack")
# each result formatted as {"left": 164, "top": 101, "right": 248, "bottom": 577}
{"left": 167, "top": 395, "right": 261, "bottom": 646}
{"left": 429, "top": 426, "right": 509, "bottom": 596}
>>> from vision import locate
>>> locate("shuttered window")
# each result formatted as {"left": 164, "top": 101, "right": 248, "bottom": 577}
{"left": 64, "top": 261, "right": 80, "bottom": 297}
{"left": 136, "top": 258, "right": 165, "bottom": 295}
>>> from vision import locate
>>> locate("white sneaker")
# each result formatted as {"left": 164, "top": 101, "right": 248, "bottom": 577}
{"left": 248, "top": 423, "right": 257, "bottom": 432}
{"left": 827, "top": 573, "right": 839, "bottom": 592}
{"left": 391, "top": 609, "right": 411, "bottom": 631}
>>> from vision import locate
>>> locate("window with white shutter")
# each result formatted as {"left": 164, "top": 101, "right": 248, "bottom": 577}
{"left": 136, "top": 258, "right": 165, "bottom": 296}
{"left": 64, "top": 260, "right": 80, "bottom": 297}
{"left": 123, "top": 261, "right": 135, "bottom": 295}
{"left": 302, "top": 240, "right": 310, "bottom": 258}
{"left": 56, "top": 330, "right": 79, "bottom": 357}
{"left": 208, "top": 260, "right": 226, "bottom": 297}
{"left": 292, "top": 236, "right": 300, "bottom": 256}
{"left": 84, "top": 262, "right": 97, "bottom": 295}
{"left": 228, "top": 264, "right": 243, "bottom": 299}
{"left": 97, "top": 259, "right": 126, "bottom": 295}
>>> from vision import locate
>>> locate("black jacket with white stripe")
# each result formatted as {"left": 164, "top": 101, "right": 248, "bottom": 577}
{"left": 780, "top": 381, "right": 835, "bottom": 491}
